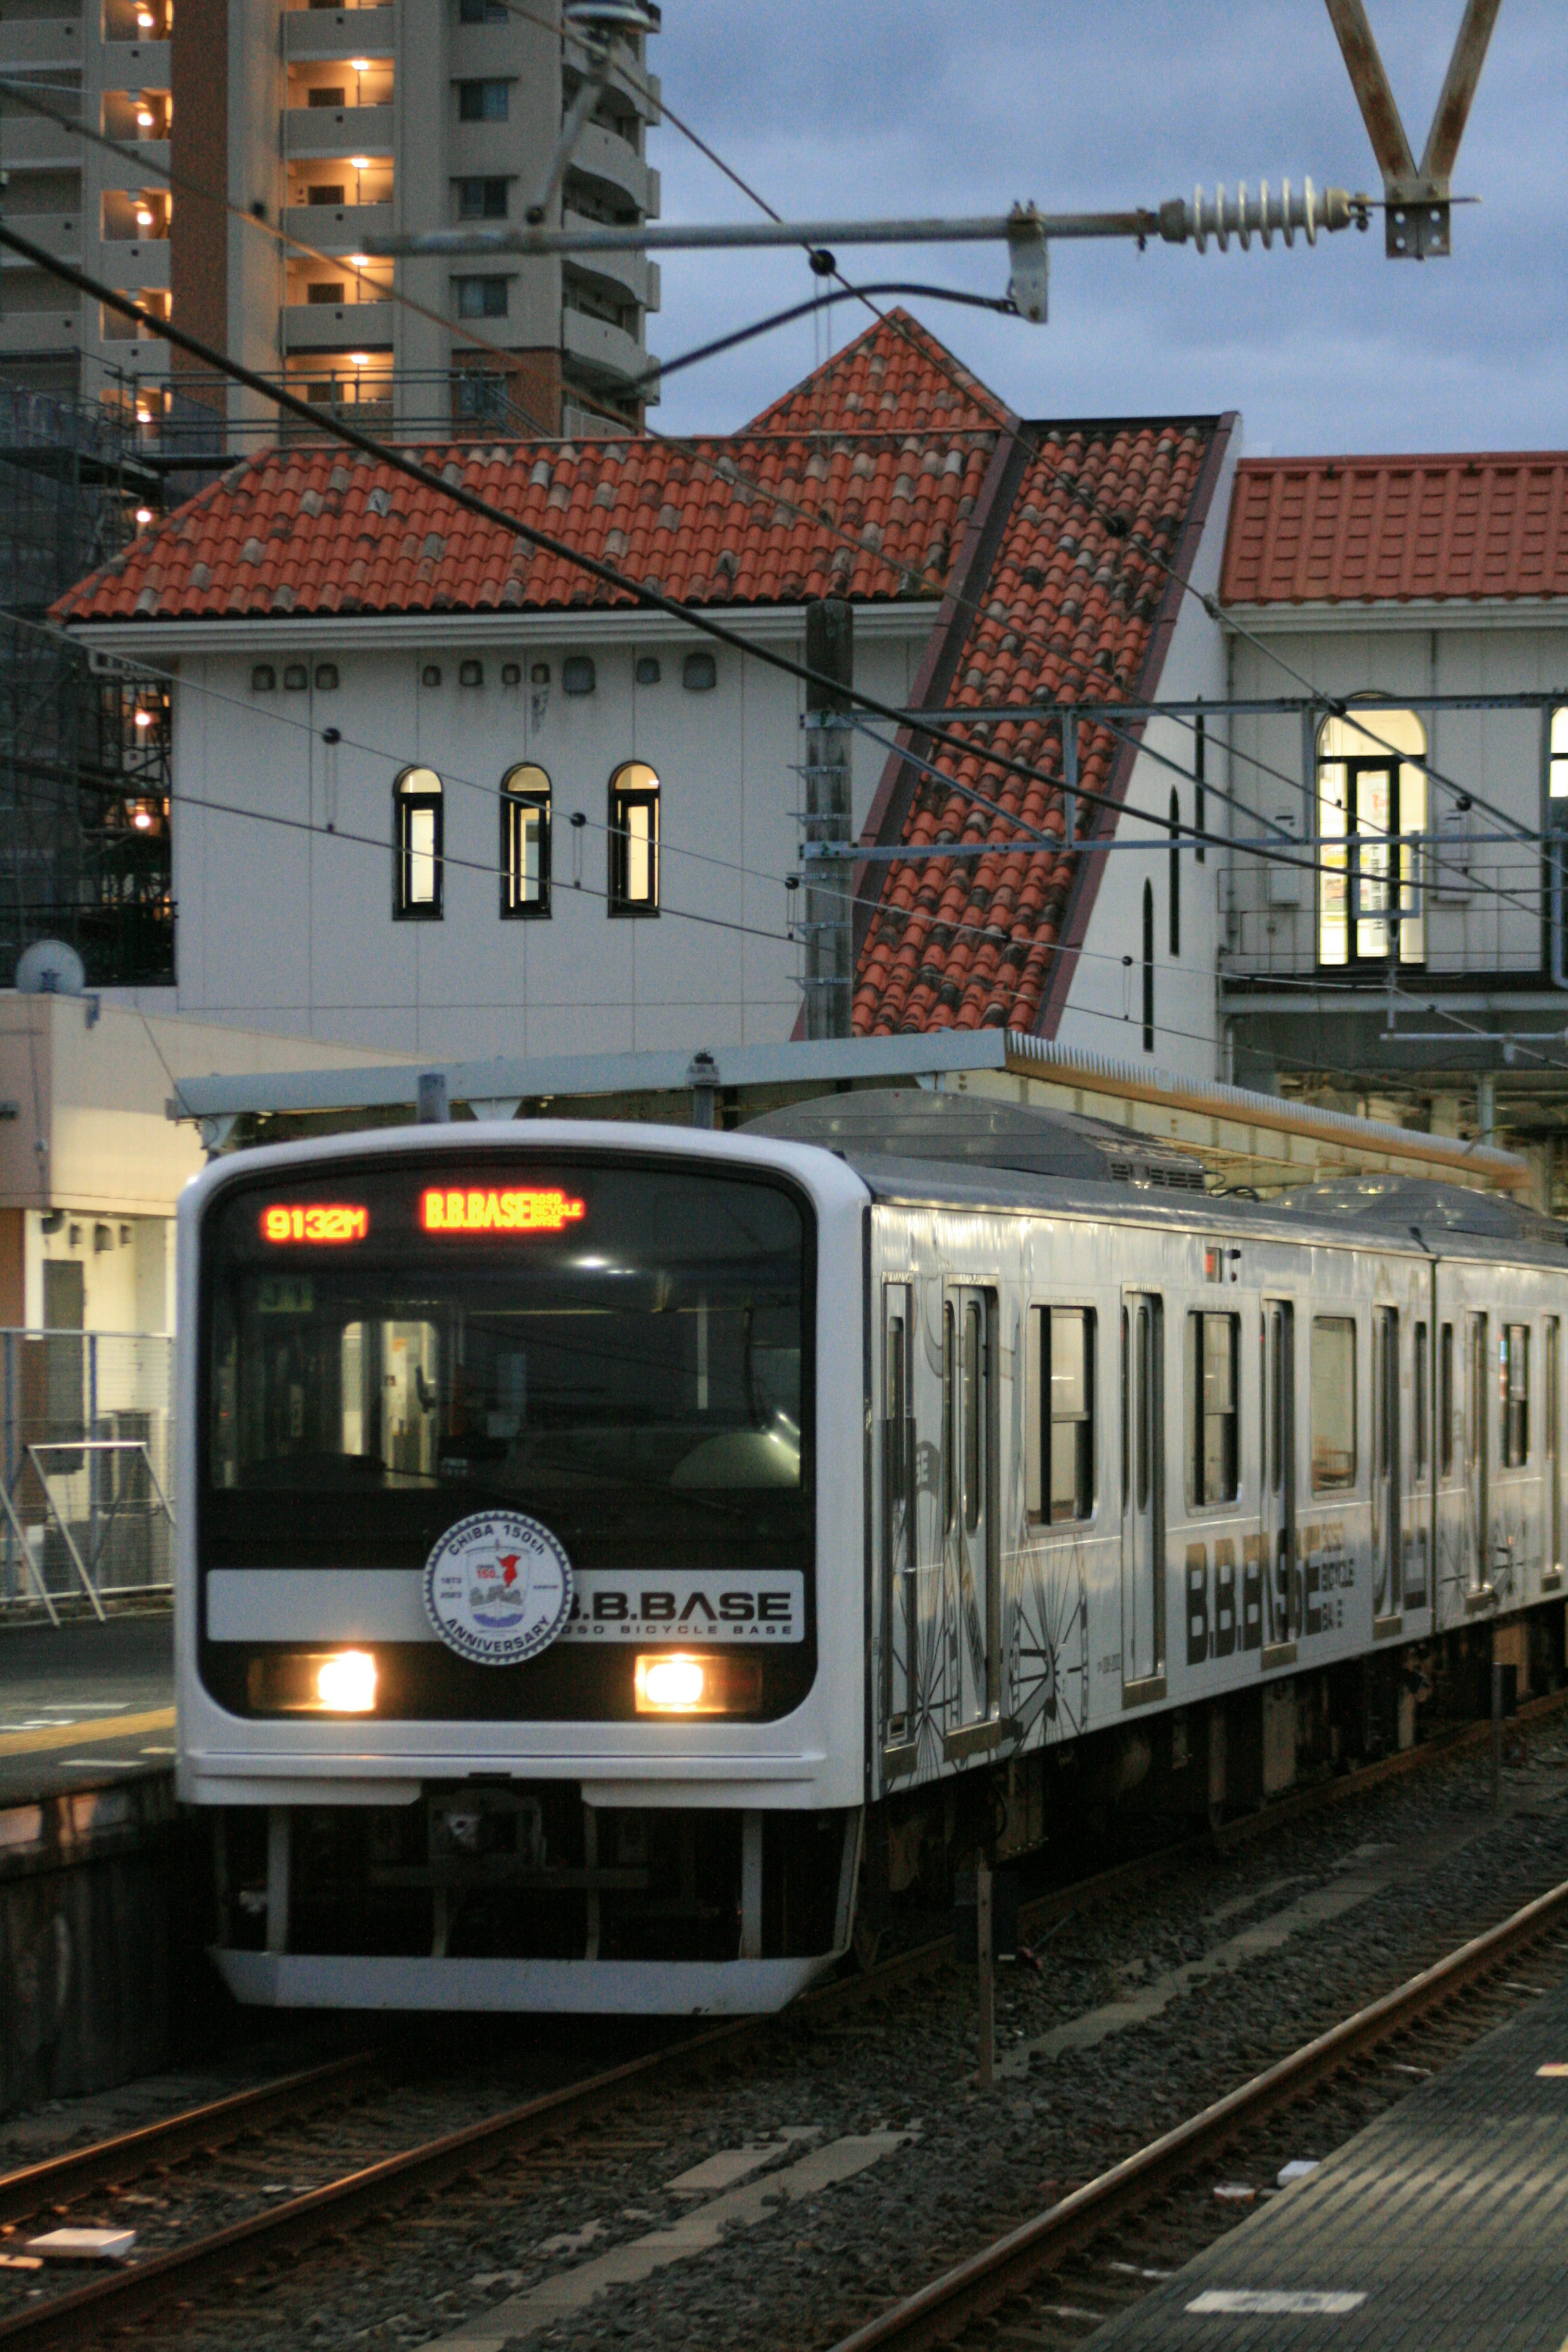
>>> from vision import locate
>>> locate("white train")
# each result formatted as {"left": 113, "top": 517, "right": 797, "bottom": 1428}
{"left": 176, "top": 1092, "right": 1568, "bottom": 2013}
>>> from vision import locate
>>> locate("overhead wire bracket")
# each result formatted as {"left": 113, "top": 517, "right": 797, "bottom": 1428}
{"left": 1324, "top": 0, "right": 1502, "bottom": 256}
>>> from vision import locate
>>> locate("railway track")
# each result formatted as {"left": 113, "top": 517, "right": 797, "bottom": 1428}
{"left": 2, "top": 1695, "right": 1562, "bottom": 2350}
{"left": 821, "top": 1880, "right": 1568, "bottom": 2352}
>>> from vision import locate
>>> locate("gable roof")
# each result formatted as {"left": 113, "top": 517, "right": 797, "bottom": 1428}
{"left": 744, "top": 310, "right": 1013, "bottom": 437}
{"left": 53, "top": 311, "right": 1005, "bottom": 627}
{"left": 852, "top": 417, "right": 1228, "bottom": 1038}
{"left": 1222, "top": 453, "right": 1568, "bottom": 606}
{"left": 53, "top": 315, "right": 1231, "bottom": 1049}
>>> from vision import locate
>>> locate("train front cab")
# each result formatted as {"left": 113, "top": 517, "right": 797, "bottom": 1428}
{"left": 176, "top": 1124, "right": 872, "bottom": 2015}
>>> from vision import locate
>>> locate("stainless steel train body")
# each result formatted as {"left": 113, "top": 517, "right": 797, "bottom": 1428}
{"left": 176, "top": 1110, "right": 1568, "bottom": 2013}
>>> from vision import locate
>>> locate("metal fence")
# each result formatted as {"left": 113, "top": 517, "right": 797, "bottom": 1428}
{"left": 0, "top": 1331, "right": 174, "bottom": 1618}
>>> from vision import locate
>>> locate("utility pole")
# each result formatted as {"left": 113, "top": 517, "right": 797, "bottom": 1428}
{"left": 802, "top": 598, "right": 853, "bottom": 1040}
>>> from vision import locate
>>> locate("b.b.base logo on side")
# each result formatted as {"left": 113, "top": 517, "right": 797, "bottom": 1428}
{"left": 422, "top": 1510, "right": 574, "bottom": 1666}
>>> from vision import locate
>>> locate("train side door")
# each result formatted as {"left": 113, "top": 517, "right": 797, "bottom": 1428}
{"left": 1372, "top": 1305, "right": 1401, "bottom": 1629}
{"left": 944, "top": 1286, "right": 999, "bottom": 1731}
{"left": 880, "top": 1284, "right": 917, "bottom": 1748}
{"left": 1261, "top": 1299, "right": 1297, "bottom": 1657}
{"left": 1406, "top": 1316, "right": 1431, "bottom": 1612}
{"left": 1466, "top": 1311, "right": 1490, "bottom": 1591}
{"left": 1121, "top": 1292, "right": 1165, "bottom": 1695}
{"left": 1547, "top": 1317, "right": 1563, "bottom": 1585}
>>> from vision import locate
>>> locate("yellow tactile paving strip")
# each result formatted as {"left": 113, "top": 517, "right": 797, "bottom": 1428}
{"left": 0, "top": 1706, "right": 175, "bottom": 1757}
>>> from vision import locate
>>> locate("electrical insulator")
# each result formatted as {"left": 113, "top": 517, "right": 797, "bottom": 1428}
{"left": 1158, "top": 180, "right": 1368, "bottom": 252}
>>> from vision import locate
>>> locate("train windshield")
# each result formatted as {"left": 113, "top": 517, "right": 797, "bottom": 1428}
{"left": 201, "top": 1155, "right": 813, "bottom": 1574}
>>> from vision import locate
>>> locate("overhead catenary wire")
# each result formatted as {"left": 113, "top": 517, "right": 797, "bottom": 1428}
{"left": 3, "top": 52, "right": 1518, "bottom": 884}
{"left": 4, "top": 68, "right": 1548, "bottom": 1001}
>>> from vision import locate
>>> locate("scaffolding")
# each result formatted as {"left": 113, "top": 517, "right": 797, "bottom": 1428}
{"left": 0, "top": 377, "right": 172, "bottom": 987}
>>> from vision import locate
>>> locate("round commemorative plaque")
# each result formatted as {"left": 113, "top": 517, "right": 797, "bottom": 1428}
{"left": 421, "top": 1509, "right": 574, "bottom": 1666}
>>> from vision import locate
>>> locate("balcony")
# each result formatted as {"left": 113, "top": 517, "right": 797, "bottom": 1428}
{"left": 285, "top": 102, "right": 394, "bottom": 159}
{"left": 0, "top": 305, "right": 80, "bottom": 354}
{"left": 562, "top": 302, "right": 646, "bottom": 389}
{"left": 0, "top": 20, "right": 82, "bottom": 67}
{"left": 98, "top": 241, "right": 171, "bottom": 292}
{"left": 285, "top": 3, "right": 394, "bottom": 60}
{"left": 101, "top": 40, "right": 170, "bottom": 87}
{"left": 282, "top": 199, "right": 394, "bottom": 247}
{"left": 0, "top": 114, "right": 82, "bottom": 169}
{"left": 0, "top": 214, "right": 82, "bottom": 270}
{"left": 562, "top": 216, "right": 656, "bottom": 311}
{"left": 568, "top": 121, "right": 653, "bottom": 215}
{"left": 283, "top": 299, "right": 394, "bottom": 352}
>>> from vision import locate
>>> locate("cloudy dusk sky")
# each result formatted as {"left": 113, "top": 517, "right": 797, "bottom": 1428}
{"left": 644, "top": 1, "right": 1561, "bottom": 455}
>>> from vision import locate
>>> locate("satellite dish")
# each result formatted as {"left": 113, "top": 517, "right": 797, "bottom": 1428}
{"left": 15, "top": 939, "right": 86, "bottom": 997}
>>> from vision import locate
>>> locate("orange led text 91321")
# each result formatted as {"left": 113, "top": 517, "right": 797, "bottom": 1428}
{"left": 261, "top": 1204, "right": 369, "bottom": 1245}
{"left": 420, "top": 1187, "right": 587, "bottom": 1235}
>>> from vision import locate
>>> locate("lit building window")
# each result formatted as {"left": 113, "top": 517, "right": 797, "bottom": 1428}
{"left": 1317, "top": 706, "right": 1426, "bottom": 968}
{"left": 395, "top": 766, "right": 443, "bottom": 918}
{"left": 1551, "top": 706, "right": 1568, "bottom": 805}
{"left": 501, "top": 763, "right": 550, "bottom": 918}
{"left": 608, "top": 761, "right": 659, "bottom": 915}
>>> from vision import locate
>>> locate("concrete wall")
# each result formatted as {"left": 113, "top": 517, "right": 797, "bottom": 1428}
{"left": 0, "top": 1776, "right": 185, "bottom": 2120}
{"left": 124, "top": 612, "right": 933, "bottom": 1057}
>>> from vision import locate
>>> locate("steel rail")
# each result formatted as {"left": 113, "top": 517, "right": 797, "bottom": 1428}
{"left": 0, "top": 1690, "right": 1560, "bottom": 2345}
{"left": 821, "top": 1878, "right": 1568, "bottom": 2352}
{"left": 0, "top": 2049, "right": 385, "bottom": 2230}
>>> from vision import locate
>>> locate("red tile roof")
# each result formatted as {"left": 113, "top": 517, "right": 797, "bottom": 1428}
{"left": 1222, "top": 454, "right": 1568, "bottom": 605}
{"left": 745, "top": 310, "right": 1013, "bottom": 438}
{"left": 56, "top": 311, "right": 1227, "bottom": 1048}
{"left": 54, "top": 314, "right": 1002, "bottom": 626}
{"left": 852, "top": 419, "right": 1221, "bottom": 1037}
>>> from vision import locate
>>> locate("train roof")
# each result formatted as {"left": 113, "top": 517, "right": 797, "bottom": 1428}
{"left": 744, "top": 1091, "right": 1568, "bottom": 1267}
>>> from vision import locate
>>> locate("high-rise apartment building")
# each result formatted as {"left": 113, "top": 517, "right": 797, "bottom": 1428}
{"left": 0, "top": 0, "right": 661, "bottom": 438}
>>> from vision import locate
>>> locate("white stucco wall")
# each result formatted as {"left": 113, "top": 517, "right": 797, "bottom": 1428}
{"left": 1223, "top": 611, "right": 1568, "bottom": 982}
{"left": 100, "top": 610, "right": 934, "bottom": 1059}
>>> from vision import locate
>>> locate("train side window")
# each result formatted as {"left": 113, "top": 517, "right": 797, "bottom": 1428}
{"left": 1414, "top": 1320, "right": 1429, "bottom": 1481}
{"left": 1188, "top": 1311, "right": 1239, "bottom": 1506}
{"left": 1120, "top": 1305, "right": 1130, "bottom": 1512}
{"left": 942, "top": 1302, "right": 956, "bottom": 1534}
{"left": 1439, "top": 1322, "right": 1454, "bottom": 1476}
{"left": 962, "top": 1298, "right": 983, "bottom": 1532}
{"left": 1031, "top": 1307, "right": 1095, "bottom": 1524}
{"left": 1311, "top": 1316, "right": 1357, "bottom": 1490}
{"left": 1503, "top": 1324, "right": 1530, "bottom": 1468}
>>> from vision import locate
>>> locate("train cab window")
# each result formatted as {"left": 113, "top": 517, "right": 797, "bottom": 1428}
{"left": 1311, "top": 1316, "right": 1357, "bottom": 1490}
{"left": 1187, "top": 1311, "right": 1238, "bottom": 1506}
{"left": 1503, "top": 1324, "right": 1530, "bottom": 1468}
{"left": 1414, "top": 1321, "right": 1429, "bottom": 1481}
{"left": 1439, "top": 1322, "right": 1455, "bottom": 1476}
{"left": 1030, "top": 1307, "right": 1095, "bottom": 1523}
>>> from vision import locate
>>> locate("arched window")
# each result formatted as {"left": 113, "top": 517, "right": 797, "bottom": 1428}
{"left": 1317, "top": 707, "right": 1426, "bottom": 967}
{"left": 608, "top": 760, "right": 659, "bottom": 915}
{"left": 395, "top": 766, "right": 442, "bottom": 918}
{"left": 501, "top": 762, "right": 550, "bottom": 918}
{"left": 1168, "top": 788, "right": 1181, "bottom": 958}
{"left": 1141, "top": 880, "right": 1154, "bottom": 1054}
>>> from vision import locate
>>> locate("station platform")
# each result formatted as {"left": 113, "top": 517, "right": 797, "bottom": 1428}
{"left": 0, "top": 1611, "right": 173, "bottom": 1804}
{"left": 1090, "top": 1962, "right": 1568, "bottom": 2349}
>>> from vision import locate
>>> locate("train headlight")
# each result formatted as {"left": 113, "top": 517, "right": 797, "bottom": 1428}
{"left": 316, "top": 1650, "right": 377, "bottom": 1712}
{"left": 633, "top": 1653, "right": 762, "bottom": 1716}
{"left": 246, "top": 1650, "right": 379, "bottom": 1713}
